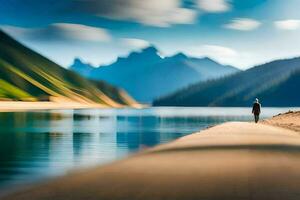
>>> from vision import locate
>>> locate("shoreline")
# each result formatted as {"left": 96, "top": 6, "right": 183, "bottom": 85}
{"left": 0, "top": 101, "right": 107, "bottom": 112}
{"left": 261, "top": 110, "right": 300, "bottom": 132}
{"left": 1, "top": 111, "right": 300, "bottom": 200}
{"left": 0, "top": 101, "right": 144, "bottom": 112}
{"left": 0, "top": 102, "right": 297, "bottom": 113}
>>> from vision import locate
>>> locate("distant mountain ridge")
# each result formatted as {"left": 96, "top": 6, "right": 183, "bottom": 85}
{"left": 70, "top": 58, "right": 94, "bottom": 77}
{"left": 0, "top": 30, "right": 137, "bottom": 107}
{"left": 70, "top": 46, "right": 239, "bottom": 103}
{"left": 153, "top": 57, "right": 300, "bottom": 107}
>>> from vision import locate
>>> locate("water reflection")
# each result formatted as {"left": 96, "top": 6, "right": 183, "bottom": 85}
{"left": 0, "top": 107, "right": 297, "bottom": 191}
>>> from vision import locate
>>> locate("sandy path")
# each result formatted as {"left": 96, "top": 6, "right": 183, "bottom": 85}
{"left": 2, "top": 122, "right": 300, "bottom": 200}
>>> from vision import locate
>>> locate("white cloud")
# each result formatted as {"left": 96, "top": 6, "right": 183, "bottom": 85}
{"left": 274, "top": 20, "right": 300, "bottom": 30}
{"left": 52, "top": 23, "right": 111, "bottom": 42}
{"left": 121, "top": 38, "right": 150, "bottom": 49}
{"left": 0, "top": 25, "right": 28, "bottom": 37}
{"left": 1, "top": 23, "right": 111, "bottom": 42}
{"left": 224, "top": 18, "right": 261, "bottom": 31}
{"left": 189, "top": 45, "right": 238, "bottom": 58}
{"left": 71, "top": 0, "right": 198, "bottom": 27}
{"left": 198, "top": 0, "right": 231, "bottom": 13}
{"left": 183, "top": 44, "right": 238, "bottom": 65}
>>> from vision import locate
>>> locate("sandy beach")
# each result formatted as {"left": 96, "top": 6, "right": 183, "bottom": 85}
{"left": 0, "top": 99, "right": 143, "bottom": 112}
{"left": 262, "top": 111, "right": 300, "bottom": 132}
{"left": 1, "top": 112, "right": 300, "bottom": 200}
{"left": 0, "top": 101, "right": 107, "bottom": 112}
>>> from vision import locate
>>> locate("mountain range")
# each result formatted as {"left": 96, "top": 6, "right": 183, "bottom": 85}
{"left": 154, "top": 57, "right": 300, "bottom": 107}
{"left": 70, "top": 46, "right": 239, "bottom": 103}
{"left": 0, "top": 30, "right": 137, "bottom": 107}
{"left": 1, "top": 28, "right": 298, "bottom": 108}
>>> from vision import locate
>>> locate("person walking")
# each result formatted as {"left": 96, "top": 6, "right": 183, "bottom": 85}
{"left": 252, "top": 98, "right": 261, "bottom": 123}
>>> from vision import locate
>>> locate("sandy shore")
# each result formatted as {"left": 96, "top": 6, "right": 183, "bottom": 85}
{"left": 262, "top": 111, "right": 300, "bottom": 132}
{"left": 0, "top": 101, "right": 108, "bottom": 112}
{"left": 0, "top": 98, "right": 144, "bottom": 112}
{"left": 2, "top": 112, "right": 300, "bottom": 200}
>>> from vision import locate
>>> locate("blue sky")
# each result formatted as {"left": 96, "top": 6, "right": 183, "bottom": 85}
{"left": 1, "top": 0, "right": 300, "bottom": 69}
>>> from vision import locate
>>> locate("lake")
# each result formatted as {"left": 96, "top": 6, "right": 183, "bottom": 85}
{"left": 0, "top": 107, "right": 297, "bottom": 193}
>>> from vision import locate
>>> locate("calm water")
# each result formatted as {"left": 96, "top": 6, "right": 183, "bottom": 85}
{"left": 0, "top": 107, "right": 297, "bottom": 192}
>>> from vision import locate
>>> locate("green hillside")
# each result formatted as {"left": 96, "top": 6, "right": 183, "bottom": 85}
{"left": 154, "top": 57, "right": 300, "bottom": 107}
{"left": 0, "top": 30, "right": 138, "bottom": 107}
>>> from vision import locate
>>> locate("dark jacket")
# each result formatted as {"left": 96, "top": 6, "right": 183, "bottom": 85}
{"left": 252, "top": 102, "right": 261, "bottom": 115}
